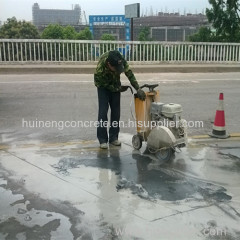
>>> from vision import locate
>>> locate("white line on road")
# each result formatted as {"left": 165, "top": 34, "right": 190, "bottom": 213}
{"left": 0, "top": 79, "right": 240, "bottom": 84}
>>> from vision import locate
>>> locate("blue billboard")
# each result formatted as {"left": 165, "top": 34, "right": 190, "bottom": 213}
{"left": 89, "top": 15, "right": 131, "bottom": 41}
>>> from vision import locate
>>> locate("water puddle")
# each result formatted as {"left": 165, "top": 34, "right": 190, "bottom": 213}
{"left": 52, "top": 147, "right": 232, "bottom": 203}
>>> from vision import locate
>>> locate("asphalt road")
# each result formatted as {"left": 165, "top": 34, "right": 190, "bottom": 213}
{"left": 0, "top": 72, "right": 239, "bottom": 143}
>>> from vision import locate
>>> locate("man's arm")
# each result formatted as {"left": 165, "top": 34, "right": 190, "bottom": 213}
{"left": 123, "top": 60, "right": 139, "bottom": 90}
{"left": 123, "top": 60, "right": 146, "bottom": 101}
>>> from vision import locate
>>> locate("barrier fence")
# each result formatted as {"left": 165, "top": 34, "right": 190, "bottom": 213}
{"left": 1, "top": 39, "right": 240, "bottom": 63}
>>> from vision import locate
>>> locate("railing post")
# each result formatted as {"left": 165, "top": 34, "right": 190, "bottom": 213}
{"left": 24, "top": 42, "right": 27, "bottom": 61}
{"left": 16, "top": 42, "right": 19, "bottom": 62}
{"left": 12, "top": 42, "right": 15, "bottom": 61}
{"left": 59, "top": 42, "right": 61, "bottom": 61}
{"left": 238, "top": 46, "right": 240, "bottom": 62}
{"left": 29, "top": 42, "right": 32, "bottom": 61}
{"left": 3, "top": 42, "right": 6, "bottom": 61}
{"left": 67, "top": 43, "right": 69, "bottom": 61}
{"left": 234, "top": 45, "right": 237, "bottom": 62}
{"left": 8, "top": 43, "right": 10, "bottom": 61}
{"left": 226, "top": 45, "right": 229, "bottom": 62}
{"left": 37, "top": 42, "right": 40, "bottom": 61}
{"left": 74, "top": 43, "right": 77, "bottom": 61}
{"left": 54, "top": 42, "right": 57, "bottom": 62}
{"left": 71, "top": 43, "right": 73, "bottom": 61}
{"left": 229, "top": 45, "right": 232, "bottom": 61}
{"left": 0, "top": 43, "right": 2, "bottom": 61}
{"left": 33, "top": 42, "right": 36, "bottom": 61}
{"left": 20, "top": 42, "right": 23, "bottom": 61}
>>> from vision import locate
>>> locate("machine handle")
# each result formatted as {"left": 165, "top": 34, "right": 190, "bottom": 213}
{"left": 128, "top": 86, "right": 134, "bottom": 94}
{"left": 140, "top": 84, "right": 159, "bottom": 92}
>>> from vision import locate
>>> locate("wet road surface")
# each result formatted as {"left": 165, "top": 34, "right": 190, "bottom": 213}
{"left": 0, "top": 133, "right": 240, "bottom": 240}
{"left": 0, "top": 73, "right": 240, "bottom": 239}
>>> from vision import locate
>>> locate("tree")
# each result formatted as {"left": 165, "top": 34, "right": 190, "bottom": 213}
{"left": 0, "top": 17, "right": 40, "bottom": 39}
{"left": 206, "top": 0, "right": 240, "bottom": 42}
{"left": 76, "top": 27, "right": 93, "bottom": 40}
{"left": 41, "top": 25, "right": 93, "bottom": 40}
{"left": 138, "top": 27, "right": 151, "bottom": 41}
{"left": 100, "top": 34, "right": 115, "bottom": 41}
{"left": 41, "top": 24, "right": 64, "bottom": 39}
{"left": 63, "top": 25, "right": 77, "bottom": 39}
{"left": 188, "top": 27, "right": 216, "bottom": 42}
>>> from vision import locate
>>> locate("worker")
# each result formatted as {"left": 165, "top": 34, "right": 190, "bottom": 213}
{"left": 94, "top": 50, "right": 146, "bottom": 149}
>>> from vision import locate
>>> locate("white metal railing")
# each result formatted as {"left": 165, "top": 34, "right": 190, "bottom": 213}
{"left": 1, "top": 39, "right": 240, "bottom": 63}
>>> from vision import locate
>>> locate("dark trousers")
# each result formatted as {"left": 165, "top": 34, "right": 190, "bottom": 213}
{"left": 97, "top": 88, "right": 120, "bottom": 144}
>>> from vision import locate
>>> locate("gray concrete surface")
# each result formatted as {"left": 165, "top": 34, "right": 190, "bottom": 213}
{"left": 0, "top": 72, "right": 239, "bottom": 139}
{"left": 0, "top": 63, "right": 240, "bottom": 74}
{"left": 0, "top": 72, "right": 240, "bottom": 239}
{"left": 0, "top": 136, "right": 240, "bottom": 239}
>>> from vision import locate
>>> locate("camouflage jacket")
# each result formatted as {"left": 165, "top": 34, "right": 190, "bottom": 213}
{"left": 94, "top": 51, "right": 139, "bottom": 92}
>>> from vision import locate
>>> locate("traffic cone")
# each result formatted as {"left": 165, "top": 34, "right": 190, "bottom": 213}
{"left": 209, "top": 93, "right": 229, "bottom": 139}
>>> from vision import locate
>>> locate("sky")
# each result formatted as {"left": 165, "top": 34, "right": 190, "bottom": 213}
{"left": 0, "top": 0, "right": 210, "bottom": 23}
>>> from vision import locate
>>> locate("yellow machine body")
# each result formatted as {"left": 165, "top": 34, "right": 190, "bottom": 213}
{"left": 134, "top": 90, "right": 160, "bottom": 140}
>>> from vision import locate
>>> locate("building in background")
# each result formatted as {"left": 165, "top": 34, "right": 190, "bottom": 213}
{"left": 31, "top": 2, "right": 208, "bottom": 42}
{"left": 91, "top": 12, "right": 208, "bottom": 41}
{"left": 134, "top": 13, "right": 208, "bottom": 41}
{"left": 32, "top": 3, "right": 82, "bottom": 27}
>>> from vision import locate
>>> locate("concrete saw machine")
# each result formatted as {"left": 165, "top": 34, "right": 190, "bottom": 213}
{"left": 132, "top": 84, "right": 187, "bottom": 161}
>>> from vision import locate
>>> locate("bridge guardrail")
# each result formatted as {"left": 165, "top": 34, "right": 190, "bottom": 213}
{"left": 1, "top": 39, "right": 240, "bottom": 63}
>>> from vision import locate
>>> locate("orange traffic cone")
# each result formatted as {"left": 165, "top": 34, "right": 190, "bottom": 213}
{"left": 209, "top": 93, "right": 229, "bottom": 139}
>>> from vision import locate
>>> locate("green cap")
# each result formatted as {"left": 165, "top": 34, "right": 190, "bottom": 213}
{"left": 107, "top": 50, "right": 124, "bottom": 74}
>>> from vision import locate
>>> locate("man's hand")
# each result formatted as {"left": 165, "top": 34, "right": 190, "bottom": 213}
{"left": 137, "top": 89, "right": 146, "bottom": 101}
{"left": 120, "top": 85, "right": 129, "bottom": 92}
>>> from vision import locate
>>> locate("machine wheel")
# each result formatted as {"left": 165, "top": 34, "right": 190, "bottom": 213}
{"left": 132, "top": 134, "right": 143, "bottom": 150}
{"left": 155, "top": 148, "right": 174, "bottom": 162}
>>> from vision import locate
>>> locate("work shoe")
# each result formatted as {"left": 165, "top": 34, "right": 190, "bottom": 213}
{"left": 110, "top": 140, "right": 121, "bottom": 146}
{"left": 100, "top": 143, "right": 108, "bottom": 149}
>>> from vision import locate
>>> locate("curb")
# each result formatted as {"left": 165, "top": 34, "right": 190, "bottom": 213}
{"left": 1, "top": 64, "right": 240, "bottom": 74}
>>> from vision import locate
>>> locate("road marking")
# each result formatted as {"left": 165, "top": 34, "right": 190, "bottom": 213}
{"left": 0, "top": 81, "right": 92, "bottom": 84}
{"left": 1, "top": 134, "right": 240, "bottom": 151}
{"left": 190, "top": 133, "right": 240, "bottom": 139}
{"left": 0, "top": 79, "right": 240, "bottom": 84}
